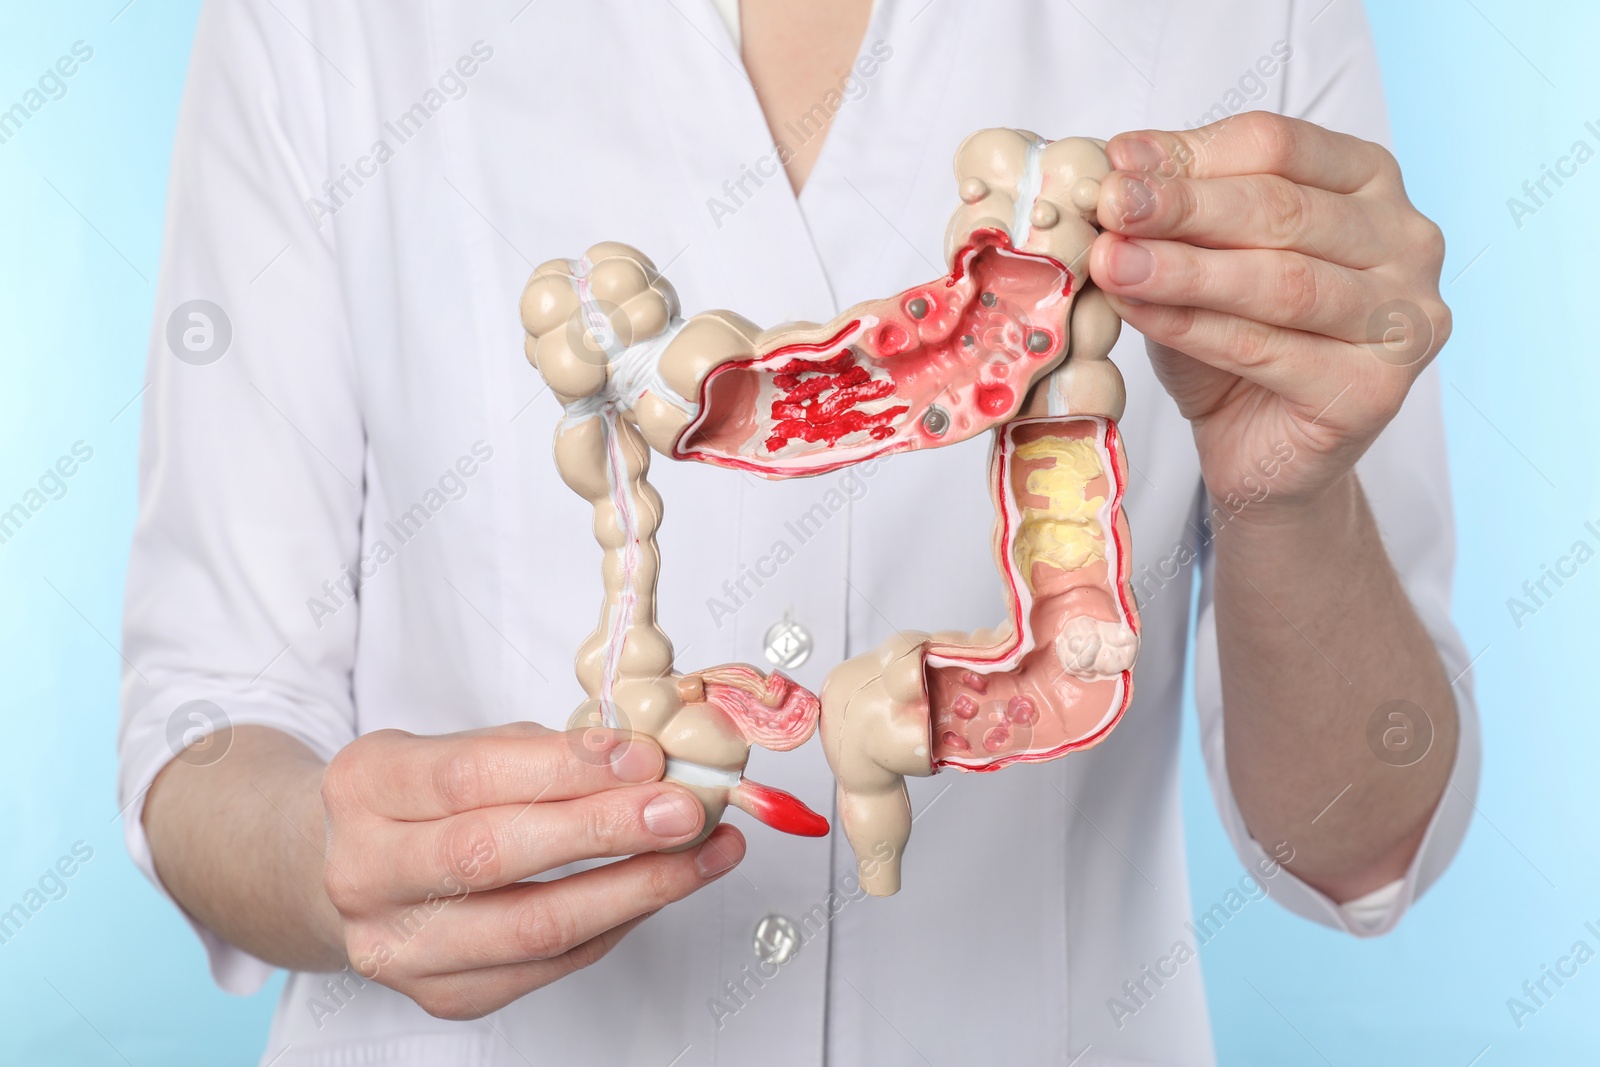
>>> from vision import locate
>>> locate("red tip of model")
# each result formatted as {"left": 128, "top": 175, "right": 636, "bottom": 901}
{"left": 731, "top": 778, "right": 831, "bottom": 837}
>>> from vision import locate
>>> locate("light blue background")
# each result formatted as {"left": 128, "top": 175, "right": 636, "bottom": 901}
{"left": 0, "top": 2, "right": 1593, "bottom": 1064}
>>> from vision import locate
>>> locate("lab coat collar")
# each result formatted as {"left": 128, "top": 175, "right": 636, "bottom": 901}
{"left": 633, "top": 0, "right": 839, "bottom": 325}
{"left": 796, "top": 0, "right": 974, "bottom": 304}
{"left": 633, "top": 0, "right": 974, "bottom": 324}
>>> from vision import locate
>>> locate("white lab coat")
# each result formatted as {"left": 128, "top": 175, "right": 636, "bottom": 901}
{"left": 119, "top": 1, "right": 1480, "bottom": 1064}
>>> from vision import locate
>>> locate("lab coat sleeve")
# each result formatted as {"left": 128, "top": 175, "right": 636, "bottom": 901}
{"left": 118, "top": 0, "right": 363, "bottom": 993}
{"left": 1192, "top": 0, "right": 1482, "bottom": 936}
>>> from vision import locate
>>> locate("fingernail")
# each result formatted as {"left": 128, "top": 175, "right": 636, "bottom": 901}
{"left": 1106, "top": 240, "right": 1155, "bottom": 286}
{"left": 610, "top": 739, "right": 662, "bottom": 783}
{"left": 643, "top": 791, "right": 701, "bottom": 837}
{"left": 695, "top": 836, "right": 742, "bottom": 878}
{"left": 1113, "top": 137, "right": 1166, "bottom": 172}
{"left": 1116, "top": 175, "right": 1156, "bottom": 224}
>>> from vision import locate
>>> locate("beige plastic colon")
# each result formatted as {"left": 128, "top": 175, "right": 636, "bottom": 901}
{"left": 520, "top": 253, "right": 829, "bottom": 844}
{"left": 518, "top": 130, "right": 1139, "bottom": 887}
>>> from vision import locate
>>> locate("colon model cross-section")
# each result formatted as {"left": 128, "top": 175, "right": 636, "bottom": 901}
{"left": 520, "top": 129, "right": 1139, "bottom": 891}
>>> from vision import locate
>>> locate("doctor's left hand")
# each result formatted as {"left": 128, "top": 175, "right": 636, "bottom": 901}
{"left": 1088, "top": 111, "right": 1451, "bottom": 519}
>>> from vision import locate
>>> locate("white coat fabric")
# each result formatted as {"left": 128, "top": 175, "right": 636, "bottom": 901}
{"left": 119, "top": 1, "right": 1481, "bottom": 1064}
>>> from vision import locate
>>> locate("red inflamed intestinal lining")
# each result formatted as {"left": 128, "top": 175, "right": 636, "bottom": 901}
{"left": 765, "top": 351, "right": 909, "bottom": 453}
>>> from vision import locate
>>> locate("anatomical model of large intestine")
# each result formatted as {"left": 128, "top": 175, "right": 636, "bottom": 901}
{"left": 520, "top": 130, "right": 1139, "bottom": 893}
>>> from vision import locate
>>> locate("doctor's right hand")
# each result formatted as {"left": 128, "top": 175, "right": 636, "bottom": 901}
{"left": 319, "top": 722, "right": 745, "bottom": 1019}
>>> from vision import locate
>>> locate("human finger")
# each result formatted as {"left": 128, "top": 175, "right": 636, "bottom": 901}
{"left": 1106, "top": 112, "right": 1399, "bottom": 195}
{"left": 1100, "top": 171, "right": 1393, "bottom": 268}
{"left": 365, "top": 782, "right": 709, "bottom": 900}
{"left": 1102, "top": 290, "right": 1358, "bottom": 413}
{"left": 1090, "top": 234, "right": 1387, "bottom": 342}
{"left": 369, "top": 825, "right": 746, "bottom": 976}
{"left": 322, "top": 726, "right": 666, "bottom": 822}
{"left": 400, "top": 915, "right": 651, "bottom": 1020}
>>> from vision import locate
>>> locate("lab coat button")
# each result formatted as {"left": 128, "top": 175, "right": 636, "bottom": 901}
{"left": 762, "top": 616, "right": 812, "bottom": 670}
{"left": 753, "top": 914, "right": 801, "bottom": 965}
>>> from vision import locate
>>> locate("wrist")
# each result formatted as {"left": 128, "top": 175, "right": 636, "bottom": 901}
{"left": 295, "top": 767, "right": 351, "bottom": 968}
{"left": 1214, "top": 469, "right": 1361, "bottom": 542}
